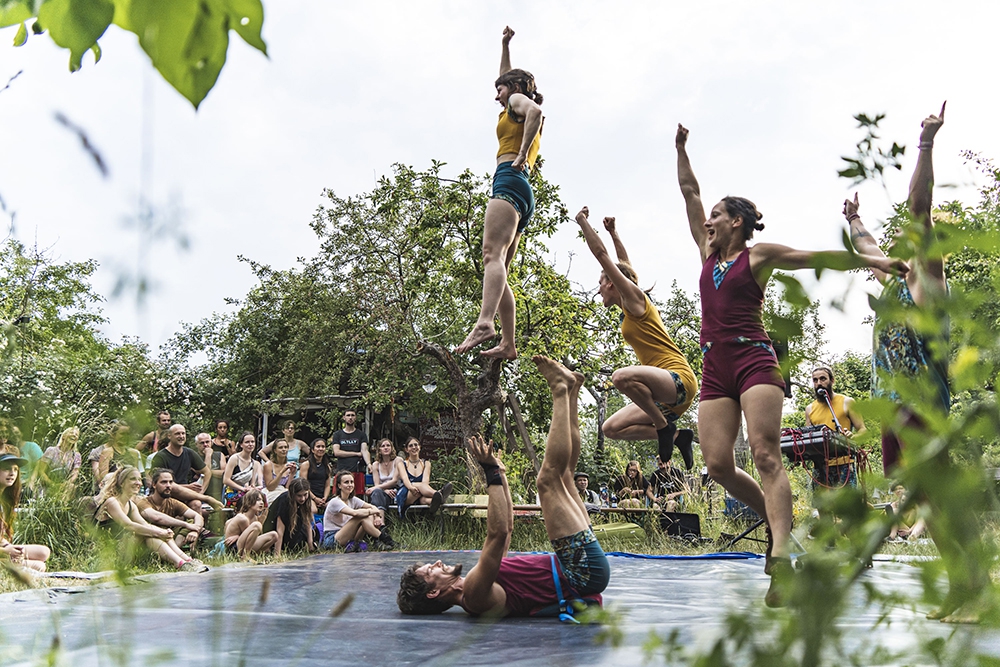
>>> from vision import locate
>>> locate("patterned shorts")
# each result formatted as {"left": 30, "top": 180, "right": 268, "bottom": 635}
{"left": 654, "top": 370, "right": 689, "bottom": 423}
{"left": 551, "top": 527, "right": 610, "bottom": 596}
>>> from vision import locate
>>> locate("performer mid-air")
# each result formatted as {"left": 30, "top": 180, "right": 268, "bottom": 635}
{"left": 456, "top": 26, "right": 544, "bottom": 360}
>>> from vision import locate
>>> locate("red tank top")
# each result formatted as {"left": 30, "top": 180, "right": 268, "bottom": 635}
{"left": 699, "top": 249, "right": 769, "bottom": 347}
{"left": 460, "top": 554, "right": 569, "bottom": 617}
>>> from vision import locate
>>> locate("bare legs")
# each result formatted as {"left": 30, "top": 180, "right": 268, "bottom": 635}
{"left": 144, "top": 535, "right": 190, "bottom": 567}
{"left": 532, "top": 356, "right": 591, "bottom": 540}
{"left": 456, "top": 199, "right": 521, "bottom": 359}
{"left": 698, "top": 385, "right": 792, "bottom": 558}
{"left": 602, "top": 366, "right": 679, "bottom": 437}
{"left": 235, "top": 521, "right": 278, "bottom": 559}
{"left": 334, "top": 514, "right": 382, "bottom": 547}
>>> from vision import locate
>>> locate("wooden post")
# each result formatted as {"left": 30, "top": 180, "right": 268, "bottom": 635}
{"left": 507, "top": 392, "right": 540, "bottom": 474}
{"left": 496, "top": 400, "right": 518, "bottom": 454}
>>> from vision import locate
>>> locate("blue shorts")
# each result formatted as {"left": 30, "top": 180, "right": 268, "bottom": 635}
{"left": 551, "top": 527, "right": 610, "bottom": 596}
{"left": 492, "top": 161, "right": 535, "bottom": 232}
{"left": 321, "top": 529, "right": 339, "bottom": 549}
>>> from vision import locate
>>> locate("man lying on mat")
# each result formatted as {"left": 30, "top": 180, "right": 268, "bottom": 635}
{"left": 397, "top": 356, "right": 610, "bottom": 619}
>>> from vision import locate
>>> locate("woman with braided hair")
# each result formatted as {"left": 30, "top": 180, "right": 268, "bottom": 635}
{"left": 675, "top": 123, "right": 907, "bottom": 607}
{"left": 456, "top": 26, "right": 544, "bottom": 361}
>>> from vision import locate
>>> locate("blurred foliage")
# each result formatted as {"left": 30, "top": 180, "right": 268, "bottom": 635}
{"left": 0, "top": 0, "right": 267, "bottom": 108}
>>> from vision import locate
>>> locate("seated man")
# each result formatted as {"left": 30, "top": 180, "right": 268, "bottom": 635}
{"left": 804, "top": 366, "right": 866, "bottom": 492}
{"left": 574, "top": 472, "right": 601, "bottom": 513}
{"left": 149, "top": 425, "right": 223, "bottom": 512}
{"left": 649, "top": 455, "right": 687, "bottom": 512}
{"left": 397, "top": 356, "right": 611, "bottom": 619}
{"left": 136, "top": 468, "right": 206, "bottom": 549}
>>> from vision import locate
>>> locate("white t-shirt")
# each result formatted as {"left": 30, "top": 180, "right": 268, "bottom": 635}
{"left": 323, "top": 495, "right": 365, "bottom": 532}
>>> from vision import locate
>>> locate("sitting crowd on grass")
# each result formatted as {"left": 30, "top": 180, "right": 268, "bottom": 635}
{"left": 0, "top": 411, "right": 469, "bottom": 575}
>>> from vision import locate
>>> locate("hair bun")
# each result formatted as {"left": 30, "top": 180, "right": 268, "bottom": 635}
{"left": 754, "top": 222, "right": 765, "bottom": 231}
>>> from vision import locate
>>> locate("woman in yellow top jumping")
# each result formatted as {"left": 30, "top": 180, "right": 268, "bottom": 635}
{"left": 456, "top": 26, "right": 543, "bottom": 360}
{"left": 575, "top": 207, "right": 698, "bottom": 469}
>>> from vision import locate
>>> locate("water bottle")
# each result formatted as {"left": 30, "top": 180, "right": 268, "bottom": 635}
{"left": 610, "top": 491, "right": 618, "bottom": 508}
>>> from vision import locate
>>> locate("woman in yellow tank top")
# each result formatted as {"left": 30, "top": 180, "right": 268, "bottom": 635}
{"left": 455, "top": 26, "right": 544, "bottom": 360}
{"left": 574, "top": 207, "right": 698, "bottom": 470}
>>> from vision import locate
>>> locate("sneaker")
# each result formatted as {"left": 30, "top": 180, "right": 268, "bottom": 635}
{"left": 344, "top": 541, "right": 358, "bottom": 553}
{"left": 428, "top": 491, "right": 444, "bottom": 515}
{"left": 439, "top": 482, "right": 454, "bottom": 503}
{"left": 675, "top": 429, "right": 695, "bottom": 470}
{"left": 357, "top": 541, "right": 369, "bottom": 552}
{"left": 180, "top": 560, "right": 210, "bottom": 573}
{"left": 379, "top": 531, "right": 397, "bottom": 549}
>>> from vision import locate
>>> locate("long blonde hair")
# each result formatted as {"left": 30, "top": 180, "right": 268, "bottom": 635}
{"left": 94, "top": 465, "right": 139, "bottom": 508}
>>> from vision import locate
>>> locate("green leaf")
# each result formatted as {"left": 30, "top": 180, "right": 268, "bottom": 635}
{"left": 221, "top": 0, "right": 266, "bottom": 55}
{"left": 114, "top": 0, "right": 230, "bottom": 109}
{"left": 13, "top": 19, "right": 26, "bottom": 45}
{"left": 0, "top": 0, "right": 33, "bottom": 29}
{"left": 37, "top": 0, "right": 114, "bottom": 73}
{"left": 90, "top": 39, "right": 100, "bottom": 63}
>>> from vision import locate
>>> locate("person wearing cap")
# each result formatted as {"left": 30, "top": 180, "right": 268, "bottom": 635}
{"left": 574, "top": 472, "right": 601, "bottom": 513}
{"left": 0, "top": 450, "right": 51, "bottom": 571}
{"left": 804, "top": 366, "right": 866, "bottom": 491}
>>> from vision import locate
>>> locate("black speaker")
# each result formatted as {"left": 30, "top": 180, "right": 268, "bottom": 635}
{"left": 660, "top": 512, "right": 701, "bottom": 538}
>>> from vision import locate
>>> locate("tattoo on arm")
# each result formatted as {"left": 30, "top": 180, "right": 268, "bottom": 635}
{"left": 850, "top": 227, "right": 872, "bottom": 242}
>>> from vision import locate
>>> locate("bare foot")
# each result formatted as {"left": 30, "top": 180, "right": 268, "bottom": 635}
{"left": 456, "top": 323, "right": 496, "bottom": 354}
{"left": 939, "top": 588, "right": 995, "bottom": 624}
{"left": 481, "top": 342, "right": 517, "bottom": 360}
{"left": 532, "top": 355, "right": 578, "bottom": 392}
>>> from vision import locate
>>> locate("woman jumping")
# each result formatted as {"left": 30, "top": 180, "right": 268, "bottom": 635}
{"left": 455, "top": 26, "right": 544, "bottom": 360}
{"left": 675, "top": 123, "right": 906, "bottom": 606}
{"left": 575, "top": 208, "right": 697, "bottom": 468}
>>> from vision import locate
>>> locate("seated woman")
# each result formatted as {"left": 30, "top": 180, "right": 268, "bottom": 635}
{"left": 34, "top": 426, "right": 83, "bottom": 494}
{"left": 223, "top": 489, "right": 278, "bottom": 559}
{"left": 223, "top": 432, "right": 264, "bottom": 508}
{"left": 613, "top": 460, "right": 654, "bottom": 508}
{"left": 394, "top": 437, "right": 452, "bottom": 518}
{"left": 0, "top": 450, "right": 50, "bottom": 572}
{"left": 92, "top": 422, "right": 142, "bottom": 485}
{"left": 262, "top": 478, "right": 315, "bottom": 555}
{"left": 322, "top": 471, "right": 394, "bottom": 552}
{"left": 92, "top": 466, "right": 206, "bottom": 571}
{"left": 888, "top": 484, "right": 927, "bottom": 541}
{"left": 367, "top": 438, "right": 400, "bottom": 513}
{"left": 258, "top": 420, "right": 310, "bottom": 468}
{"left": 299, "top": 438, "right": 332, "bottom": 516}
{"left": 262, "top": 439, "right": 297, "bottom": 505}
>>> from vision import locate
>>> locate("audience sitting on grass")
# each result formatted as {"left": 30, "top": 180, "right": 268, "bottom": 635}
{"left": 395, "top": 437, "right": 452, "bottom": 518}
{"left": 259, "top": 420, "right": 310, "bottom": 468}
{"left": 136, "top": 469, "right": 206, "bottom": 550}
{"left": 368, "top": 438, "right": 400, "bottom": 514}
{"left": 211, "top": 419, "right": 236, "bottom": 458}
{"left": 224, "top": 489, "right": 278, "bottom": 559}
{"left": 263, "top": 478, "right": 315, "bottom": 555}
{"left": 223, "top": 432, "right": 264, "bottom": 508}
{"left": 322, "top": 470, "right": 395, "bottom": 552}
{"left": 888, "top": 484, "right": 927, "bottom": 542}
{"left": 89, "top": 421, "right": 142, "bottom": 493}
{"left": 300, "top": 438, "right": 333, "bottom": 515}
{"left": 150, "top": 424, "right": 223, "bottom": 512}
{"left": 0, "top": 422, "right": 43, "bottom": 485}
{"left": 33, "top": 426, "right": 83, "bottom": 494}
{"left": 92, "top": 466, "right": 207, "bottom": 571}
{"left": 195, "top": 431, "right": 225, "bottom": 503}
{"left": 0, "top": 449, "right": 50, "bottom": 572}
{"left": 649, "top": 455, "right": 687, "bottom": 512}
{"left": 263, "top": 439, "right": 296, "bottom": 504}
{"left": 574, "top": 472, "right": 602, "bottom": 512}
{"left": 613, "top": 460, "right": 654, "bottom": 508}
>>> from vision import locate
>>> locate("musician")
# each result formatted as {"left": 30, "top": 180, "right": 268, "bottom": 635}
{"left": 803, "top": 366, "right": 866, "bottom": 490}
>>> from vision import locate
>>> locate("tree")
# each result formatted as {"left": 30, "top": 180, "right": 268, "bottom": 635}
{"left": 0, "top": 0, "right": 267, "bottom": 108}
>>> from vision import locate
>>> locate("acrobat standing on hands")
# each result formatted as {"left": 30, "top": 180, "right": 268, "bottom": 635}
{"left": 456, "top": 26, "right": 544, "bottom": 360}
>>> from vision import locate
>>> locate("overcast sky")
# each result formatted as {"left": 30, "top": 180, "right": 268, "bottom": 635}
{"left": 1, "top": 1, "right": 998, "bottom": 365}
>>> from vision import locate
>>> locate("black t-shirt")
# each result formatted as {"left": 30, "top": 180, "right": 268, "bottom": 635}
{"left": 613, "top": 473, "right": 649, "bottom": 496}
{"left": 332, "top": 429, "right": 368, "bottom": 472}
{"left": 150, "top": 447, "right": 206, "bottom": 485}
{"left": 305, "top": 456, "right": 332, "bottom": 497}
{"left": 649, "top": 467, "right": 685, "bottom": 498}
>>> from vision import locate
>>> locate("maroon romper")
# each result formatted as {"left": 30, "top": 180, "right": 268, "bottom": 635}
{"left": 459, "top": 554, "right": 603, "bottom": 617}
{"left": 699, "top": 249, "right": 785, "bottom": 401}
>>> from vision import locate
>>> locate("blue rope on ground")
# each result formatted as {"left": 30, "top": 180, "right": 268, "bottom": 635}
{"left": 605, "top": 551, "right": 763, "bottom": 560}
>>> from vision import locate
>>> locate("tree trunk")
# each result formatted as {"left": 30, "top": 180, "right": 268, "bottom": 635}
{"left": 507, "top": 392, "right": 541, "bottom": 474}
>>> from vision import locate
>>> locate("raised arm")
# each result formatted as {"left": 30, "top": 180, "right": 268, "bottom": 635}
{"left": 603, "top": 216, "right": 630, "bottom": 264}
{"left": 676, "top": 124, "right": 710, "bottom": 262}
{"left": 499, "top": 26, "right": 514, "bottom": 76}
{"left": 574, "top": 207, "right": 647, "bottom": 315}
{"left": 843, "top": 193, "right": 890, "bottom": 284}
{"left": 461, "top": 436, "right": 511, "bottom": 615}
{"left": 909, "top": 102, "right": 946, "bottom": 286}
